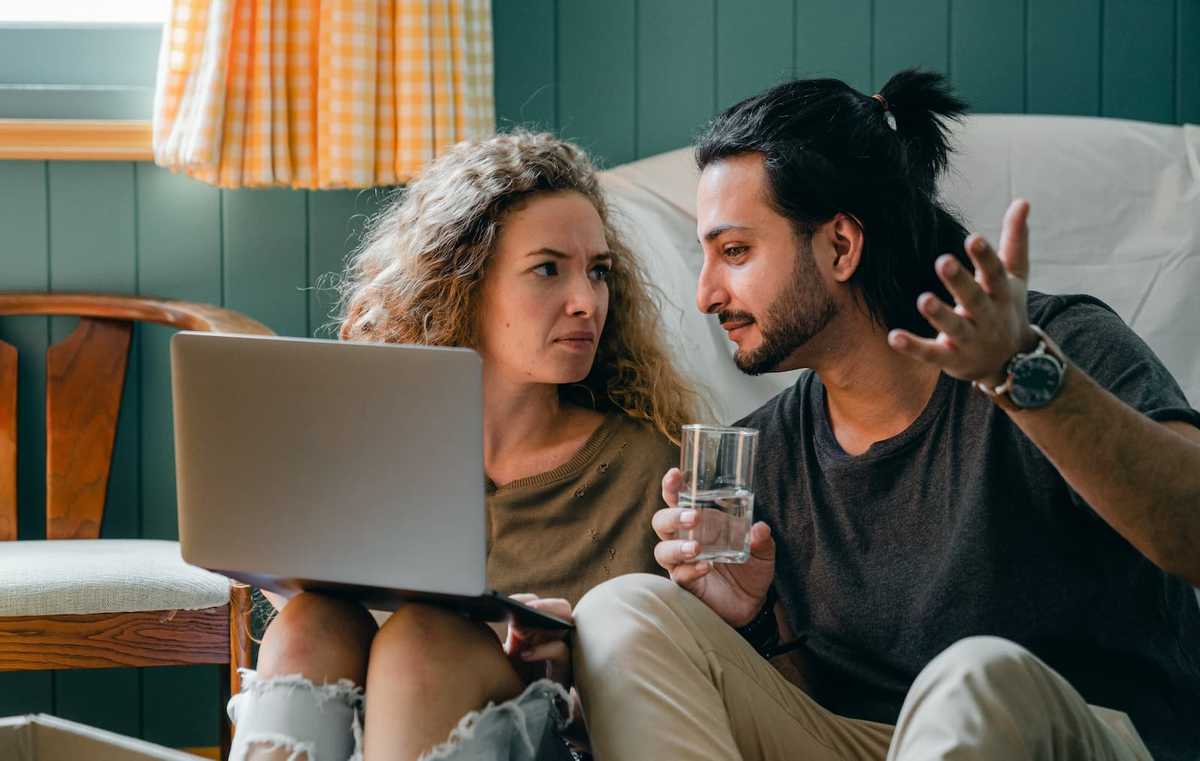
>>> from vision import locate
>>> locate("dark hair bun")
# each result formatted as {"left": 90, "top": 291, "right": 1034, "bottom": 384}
{"left": 878, "top": 68, "right": 967, "bottom": 193}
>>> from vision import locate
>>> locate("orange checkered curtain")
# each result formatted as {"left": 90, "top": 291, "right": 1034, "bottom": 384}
{"left": 152, "top": 0, "right": 495, "bottom": 189}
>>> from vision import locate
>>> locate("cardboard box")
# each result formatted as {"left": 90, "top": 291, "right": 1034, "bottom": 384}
{"left": 0, "top": 714, "right": 202, "bottom": 760}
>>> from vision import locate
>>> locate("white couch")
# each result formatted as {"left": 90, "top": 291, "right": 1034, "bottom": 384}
{"left": 599, "top": 114, "right": 1200, "bottom": 423}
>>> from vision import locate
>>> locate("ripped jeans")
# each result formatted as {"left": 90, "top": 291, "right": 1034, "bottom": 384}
{"left": 227, "top": 669, "right": 575, "bottom": 761}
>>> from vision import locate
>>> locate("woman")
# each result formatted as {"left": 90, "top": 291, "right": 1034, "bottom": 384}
{"left": 226, "top": 131, "right": 704, "bottom": 761}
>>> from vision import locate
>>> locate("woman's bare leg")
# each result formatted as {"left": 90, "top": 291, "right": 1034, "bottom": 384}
{"left": 363, "top": 604, "right": 524, "bottom": 761}
{"left": 239, "top": 592, "right": 379, "bottom": 760}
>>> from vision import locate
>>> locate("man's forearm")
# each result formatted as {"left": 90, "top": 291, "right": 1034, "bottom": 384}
{"left": 1007, "top": 362, "right": 1200, "bottom": 585}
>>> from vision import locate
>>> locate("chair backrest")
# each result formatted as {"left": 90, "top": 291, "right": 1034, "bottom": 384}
{"left": 0, "top": 293, "right": 272, "bottom": 541}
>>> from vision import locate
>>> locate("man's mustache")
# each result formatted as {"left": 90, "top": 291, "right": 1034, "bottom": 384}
{"left": 717, "top": 311, "right": 755, "bottom": 325}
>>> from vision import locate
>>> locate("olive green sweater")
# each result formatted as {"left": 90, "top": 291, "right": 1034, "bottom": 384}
{"left": 485, "top": 412, "right": 677, "bottom": 606}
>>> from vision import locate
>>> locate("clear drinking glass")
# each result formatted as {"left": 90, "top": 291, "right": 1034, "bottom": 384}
{"left": 679, "top": 424, "right": 758, "bottom": 563}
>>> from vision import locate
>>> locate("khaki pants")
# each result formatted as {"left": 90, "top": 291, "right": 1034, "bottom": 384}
{"left": 572, "top": 574, "right": 1153, "bottom": 761}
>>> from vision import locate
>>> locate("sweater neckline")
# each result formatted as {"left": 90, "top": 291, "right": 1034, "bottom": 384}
{"left": 486, "top": 411, "right": 622, "bottom": 494}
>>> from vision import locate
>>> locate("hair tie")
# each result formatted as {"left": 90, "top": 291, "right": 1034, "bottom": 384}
{"left": 872, "top": 93, "right": 897, "bottom": 131}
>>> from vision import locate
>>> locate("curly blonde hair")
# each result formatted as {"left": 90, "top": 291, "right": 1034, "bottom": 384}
{"left": 338, "top": 131, "right": 703, "bottom": 443}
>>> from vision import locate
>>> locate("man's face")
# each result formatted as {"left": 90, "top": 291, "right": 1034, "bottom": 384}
{"left": 695, "top": 153, "right": 838, "bottom": 375}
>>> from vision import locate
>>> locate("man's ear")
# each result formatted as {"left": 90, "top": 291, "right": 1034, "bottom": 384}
{"left": 826, "top": 212, "right": 864, "bottom": 283}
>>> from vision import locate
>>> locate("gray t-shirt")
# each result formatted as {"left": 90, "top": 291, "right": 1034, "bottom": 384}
{"left": 737, "top": 292, "right": 1200, "bottom": 761}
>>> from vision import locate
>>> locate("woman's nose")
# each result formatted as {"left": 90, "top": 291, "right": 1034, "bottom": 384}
{"left": 566, "top": 274, "right": 598, "bottom": 316}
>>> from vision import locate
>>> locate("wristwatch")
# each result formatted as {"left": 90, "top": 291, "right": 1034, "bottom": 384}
{"left": 973, "top": 325, "right": 1067, "bottom": 410}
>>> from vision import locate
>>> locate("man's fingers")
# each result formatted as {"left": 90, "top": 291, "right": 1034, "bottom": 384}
{"left": 669, "top": 560, "right": 711, "bottom": 587}
{"left": 654, "top": 538, "right": 701, "bottom": 570}
{"left": 652, "top": 506, "right": 697, "bottom": 540}
{"left": 888, "top": 329, "right": 954, "bottom": 365}
{"left": 935, "top": 255, "right": 988, "bottom": 316}
{"left": 661, "top": 468, "right": 682, "bottom": 507}
{"left": 747, "top": 521, "right": 775, "bottom": 560}
{"left": 917, "top": 292, "right": 971, "bottom": 342}
{"left": 964, "top": 234, "right": 1009, "bottom": 297}
{"left": 998, "top": 199, "right": 1031, "bottom": 281}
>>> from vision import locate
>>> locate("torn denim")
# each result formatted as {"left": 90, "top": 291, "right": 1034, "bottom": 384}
{"left": 228, "top": 669, "right": 574, "bottom": 761}
{"left": 228, "top": 668, "right": 365, "bottom": 761}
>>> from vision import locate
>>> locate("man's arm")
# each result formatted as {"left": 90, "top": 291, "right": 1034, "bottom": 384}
{"left": 1006, "top": 358, "right": 1200, "bottom": 585}
{"left": 888, "top": 199, "right": 1200, "bottom": 586}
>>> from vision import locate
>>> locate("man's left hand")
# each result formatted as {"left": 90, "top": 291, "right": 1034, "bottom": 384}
{"left": 888, "top": 198, "right": 1038, "bottom": 387}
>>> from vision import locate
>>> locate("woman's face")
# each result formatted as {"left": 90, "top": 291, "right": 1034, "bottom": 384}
{"left": 477, "top": 191, "right": 612, "bottom": 387}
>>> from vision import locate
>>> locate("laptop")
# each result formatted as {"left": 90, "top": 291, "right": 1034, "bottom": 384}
{"left": 171, "top": 331, "right": 571, "bottom": 630}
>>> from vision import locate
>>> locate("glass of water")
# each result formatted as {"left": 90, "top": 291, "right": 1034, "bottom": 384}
{"left": 679, "top": 424, "right": 758, "bottom": 563}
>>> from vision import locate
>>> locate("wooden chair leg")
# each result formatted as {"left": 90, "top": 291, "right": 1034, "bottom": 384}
{"left": 222, "top": 583, "right": 254, "bottom": 760}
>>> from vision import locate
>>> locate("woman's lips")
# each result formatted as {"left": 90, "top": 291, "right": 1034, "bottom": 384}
{"left": 554, "top": 332, "right": 595, "bottom": 350}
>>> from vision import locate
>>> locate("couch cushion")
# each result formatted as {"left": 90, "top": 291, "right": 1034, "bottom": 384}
{"left": 0, "top": 539, "right": 230, "bottom": 617}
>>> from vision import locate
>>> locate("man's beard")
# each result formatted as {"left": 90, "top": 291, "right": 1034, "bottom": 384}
{"left": 724, "top": 236, "right": 837, "bottom": 376}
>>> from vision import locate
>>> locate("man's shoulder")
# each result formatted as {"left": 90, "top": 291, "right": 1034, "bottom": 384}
{"left": 1027, "top": 290, "right": 1122, "bottom": 329}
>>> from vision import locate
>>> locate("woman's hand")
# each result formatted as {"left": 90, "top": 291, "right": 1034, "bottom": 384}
{"left": 503, "top": 594, "right": 574, "bottom": 686}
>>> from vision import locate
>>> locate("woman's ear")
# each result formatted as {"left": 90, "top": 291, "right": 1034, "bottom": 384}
{"left": 827, "top": 212, "right": 864, "bottom": 283}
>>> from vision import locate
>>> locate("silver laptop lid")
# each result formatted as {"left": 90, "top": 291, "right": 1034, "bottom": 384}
{"left": 171, "top": 332, "right": 486, "bottom": 598}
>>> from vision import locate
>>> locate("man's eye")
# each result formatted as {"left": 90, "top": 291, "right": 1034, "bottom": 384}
{"left": 533, "top": 262, "right": 558, "bottom": 276}
{"left": 724, "top": 245, "right": 749, "bottom": 258}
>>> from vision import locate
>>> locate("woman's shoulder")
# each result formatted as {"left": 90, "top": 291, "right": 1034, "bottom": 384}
{"left": 605, "top": 411, "right": 680, "bottom": 469}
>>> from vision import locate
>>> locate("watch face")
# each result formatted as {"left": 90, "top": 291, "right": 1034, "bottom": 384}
{"left": 1009, "top": 354, "right": 1064, "bottom": 408}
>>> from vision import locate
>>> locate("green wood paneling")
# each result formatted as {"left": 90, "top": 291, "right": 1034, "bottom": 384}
{"left": 0, "top": 160, "right": 53, "bottom": 715}
{"left": 307, "top": 189, "right": 383, "bottom": 338}
{"left": 952, "top": 0, "right": 1025, "bottom": 113}
{"left": 794, "top": 0, "right": 871, "bottom": 93}
{"left": 135, "top": 164, "right": 221, "bottom": 541}
{"left": 1103, "top": 0, "right": 1177, "bottom": 123}
{"left": 1027, "top": 0, "right": 1101, "bottom": 115}
{"left": 873, "top": 0, "right": 950, "bottom": 91}
{"left": 134, "top": 163, "right": 225, "bottom": 748}
{"left": 142, "top": 666, "right": 222, "bottom": 748}
{"left": 638, "top": 0, "right": 716, "bottom": 157}
{"left": 492, "top": 0, "right": 557, "bottom": 130}
{"left": 557, "top": 0, "right": 636, "bottom": 166}
{"left": 45, "top": 161, "right": 142, "bottom": 737}
{"left": 222, "top": 189, "right": 309, "bottom": 337}
{"left": 716, "top": 0, "right": 793, "bottom": 110}
{"left": 1183, "top": 0, "right": 1200, "bottom": 124}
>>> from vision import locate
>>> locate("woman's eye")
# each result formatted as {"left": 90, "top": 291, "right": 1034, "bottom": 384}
{"left": 589, "top": 264, "right": 611, "bottom": 281}
{"left": 533, "top": 261, "right": 558, "bottom": 277}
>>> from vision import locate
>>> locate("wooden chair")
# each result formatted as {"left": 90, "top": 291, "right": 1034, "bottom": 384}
{"left": 0, "top": 293, "right": 273, "bottom": 759}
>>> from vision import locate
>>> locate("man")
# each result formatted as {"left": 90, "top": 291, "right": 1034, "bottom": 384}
{"left": 571, "top": 70, "right": 1200, "bottom": 761}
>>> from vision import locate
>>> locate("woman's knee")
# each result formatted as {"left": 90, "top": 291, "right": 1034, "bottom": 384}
{"left": 370, "top": 603, "right": 516, "bottom": 701}
{"left": 257, "top": 592, "right": 378, "bottom": 683}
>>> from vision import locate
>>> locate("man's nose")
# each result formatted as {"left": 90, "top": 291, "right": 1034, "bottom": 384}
{"left": 696, "top": 259, "right": 729, "bottom": 315}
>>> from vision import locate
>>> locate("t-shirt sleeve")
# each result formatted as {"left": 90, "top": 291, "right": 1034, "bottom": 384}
{"left": 1036, "top": 293, "right": 1200, "bottom": 429}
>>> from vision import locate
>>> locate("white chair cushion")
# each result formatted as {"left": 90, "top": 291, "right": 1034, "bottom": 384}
{"left": 0, "top": 539, "right": 230, "bottom": 617}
